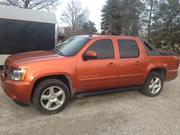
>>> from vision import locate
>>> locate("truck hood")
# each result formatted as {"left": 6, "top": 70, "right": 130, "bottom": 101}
{"left": 5, "top": 50, "right": 62, "bottom": 66}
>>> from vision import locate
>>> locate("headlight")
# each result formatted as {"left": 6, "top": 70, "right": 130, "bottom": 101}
{"left": 10, "top": 68, "right": 27, "bottom": 81}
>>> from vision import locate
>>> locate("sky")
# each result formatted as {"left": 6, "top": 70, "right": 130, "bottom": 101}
{"left": 55, "top": 0, "right": 106, "bottom": 32}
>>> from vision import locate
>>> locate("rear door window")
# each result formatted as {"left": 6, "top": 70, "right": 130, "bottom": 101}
{"left": 118, "top": 40, "right": 140, "bottom": 58}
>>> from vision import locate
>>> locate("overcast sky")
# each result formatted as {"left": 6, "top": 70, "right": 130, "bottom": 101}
{"left": 55, "top": 0, "right": 106, "bottom": 32}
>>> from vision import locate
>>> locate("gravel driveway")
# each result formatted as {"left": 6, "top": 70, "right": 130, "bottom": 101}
{"left": 0, "top": 68, "right": 179, "bottom": 135}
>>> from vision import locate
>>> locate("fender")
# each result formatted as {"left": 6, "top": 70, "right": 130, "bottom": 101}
{"left": 145, "top": 63, "right": 167, "bottom": 80}
{"left": 29, "top": 72, "right": 76, "bottom": 96}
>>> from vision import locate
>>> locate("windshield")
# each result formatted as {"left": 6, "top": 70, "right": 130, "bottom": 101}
{"left": 55, "top": 37, "right": 90, "bottom": 56}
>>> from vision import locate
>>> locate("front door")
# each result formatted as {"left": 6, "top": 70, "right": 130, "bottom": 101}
{"left": 76, "top": 39, "right": 118, "bottom": 92}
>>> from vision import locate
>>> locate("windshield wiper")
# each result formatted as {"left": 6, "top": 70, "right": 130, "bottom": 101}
{"left": 55, "top": 48, "right": 64, "bottom": 56}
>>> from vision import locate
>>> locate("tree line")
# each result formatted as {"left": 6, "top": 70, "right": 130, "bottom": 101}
{"left": 101, "top": 0, "right": 180, "bottom": 52}
{"left": 0, "top": 0, "right": 59, "bottom": 10}
{"left": 0, "top": 0, "right": 180, "bottom": 52}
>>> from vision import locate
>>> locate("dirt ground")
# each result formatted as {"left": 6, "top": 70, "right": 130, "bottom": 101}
{"left": 0, "top": 68, "right": 180, "bottom": 135}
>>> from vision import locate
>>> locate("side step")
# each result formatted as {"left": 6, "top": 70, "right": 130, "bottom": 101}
{"left": 75, "top": 86, "right": 140, "bottom": 98}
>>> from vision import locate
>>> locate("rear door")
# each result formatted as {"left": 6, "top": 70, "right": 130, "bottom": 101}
{"left": 117, "top": 38, "right": 145, "bottom": 87}
{"left": 76, "top": 38, "right": 119, "bottom": 92}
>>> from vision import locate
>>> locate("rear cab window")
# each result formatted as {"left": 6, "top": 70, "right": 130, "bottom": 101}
{"left": 118, "top": 39, "right": 140, "bottom": 58}
{"left": 143, "top": 41, "right": 161, "bottom": 56}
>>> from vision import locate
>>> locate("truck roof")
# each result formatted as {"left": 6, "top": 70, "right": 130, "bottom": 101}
{"left": 0, "top": 6, "right": 57, "bottom": 24}
{"left": 75, "top": 35, "right": 139, "bottom": 39}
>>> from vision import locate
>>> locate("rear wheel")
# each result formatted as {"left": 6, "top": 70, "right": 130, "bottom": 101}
{"left": 140, "top": 72, "right": 164, "bottom": 97}
{"left": 32, "top": 79, "right": 70, "bottom": 115}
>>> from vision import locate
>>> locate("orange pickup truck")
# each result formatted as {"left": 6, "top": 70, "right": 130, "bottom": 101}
{"left": 0, "top": 35, "right": 179, "bottom": 114}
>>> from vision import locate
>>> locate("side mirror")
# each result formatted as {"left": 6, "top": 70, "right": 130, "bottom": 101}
{"left": 84, "top": 51, "right": 97, "bottom": 60}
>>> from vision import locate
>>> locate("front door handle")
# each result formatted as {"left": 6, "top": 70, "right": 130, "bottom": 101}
{"left": 135, "top": 61, "right": 141, "bottom": 65}
{"left": 107, "top": 63, "right": 116, "bottom": 67}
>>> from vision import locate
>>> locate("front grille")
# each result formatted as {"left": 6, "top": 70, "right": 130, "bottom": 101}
{"left": 3, "top": 65, "right": 11, "bottom": 79}
{"left": 4, "top": 65, "right": 10, "bottom": 70}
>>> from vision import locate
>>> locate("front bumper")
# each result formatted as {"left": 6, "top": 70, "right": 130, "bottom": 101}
{"left": 165, "top": 69, "right": 178, "bottom": 81}
{"left": 0, "top": 71, "right": 32, "bottom": 102}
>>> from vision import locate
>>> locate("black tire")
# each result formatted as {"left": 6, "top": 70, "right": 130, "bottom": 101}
{"left": 32, "top": 79, "right": 70, "bottom": 115}
{"left": 140, "top": 72, "right": 164, "bottom": 97}
{"left": 13, "top": 100, "right": 30, "bottom": 107}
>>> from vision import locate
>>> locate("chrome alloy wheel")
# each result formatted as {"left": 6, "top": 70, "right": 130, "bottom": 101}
{"left": 40, "top": 86, "right": 65, "bottom": 111}
{"left": 148, "top": 77, "right": 162, "bottom": 94}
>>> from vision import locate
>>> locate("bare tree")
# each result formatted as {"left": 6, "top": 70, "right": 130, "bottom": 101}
{"left": 61, "top": 0, "right": 88, "bottom": 32}
{"left": 0, "top": 0, "right": 60, "bottom": 10}
{"left": 145, "top": 0, "right": 159, "bottom": 37}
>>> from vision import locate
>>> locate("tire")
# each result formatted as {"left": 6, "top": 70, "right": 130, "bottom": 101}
{"left": 13, "top": 100, "right": 30, "bottom": 107}
{"left": 32, "top": 79, "right": 70, "bottom": 115}
{"left": 140, "top": 72, "right": 164, "bottom": 97}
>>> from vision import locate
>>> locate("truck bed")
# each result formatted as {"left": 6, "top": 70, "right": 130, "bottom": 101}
{"left": 148, "top": 55, "right": 179, "bottom": 81}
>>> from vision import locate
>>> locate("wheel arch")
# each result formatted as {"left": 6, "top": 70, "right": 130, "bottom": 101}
{"left": 147, "top": 67, "right": 167, "bottom": 79}
{"left": 31, "top": 74, "right": 74, "bottom": 101}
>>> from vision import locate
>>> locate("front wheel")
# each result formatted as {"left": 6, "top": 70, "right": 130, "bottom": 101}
{"left": 32, "top": 79, "right": 70, "bottom": 115}
{"left": 140, "top": 72, "right": 164, "bottom": 97}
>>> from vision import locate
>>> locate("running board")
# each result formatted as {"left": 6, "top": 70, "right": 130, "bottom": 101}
{"left": 75, "top": 86, "right": 140, "bottom": 98}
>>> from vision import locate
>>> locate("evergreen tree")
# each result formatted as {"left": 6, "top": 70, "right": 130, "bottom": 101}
{"left": 101, "top": 0, "right": 144, "bottom": 36}
{"left": 120, "top": 0, "right": 144, "bottom": 36}
{"left": 82, "top": 21, "right": 97, "bottom": 34}
{"left": 150, "top": 0, "right": 180, "bottom": 50}
{"left": 101, "top": 0, "right": 122, "bottom": 35}
{"left": 142, "top": 0, "right": 159, "bottom": 37}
